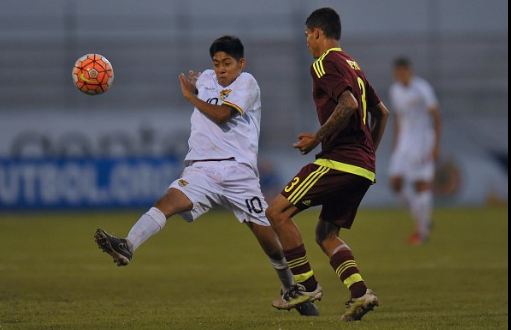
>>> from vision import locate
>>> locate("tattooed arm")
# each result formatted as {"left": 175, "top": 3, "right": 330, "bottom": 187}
{"left": 294, "top": 90, "right": 358, "bottom": 155}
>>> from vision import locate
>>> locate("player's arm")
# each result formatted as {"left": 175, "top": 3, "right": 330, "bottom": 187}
{"left": 390, "top": 113, "right": 402, "bottom": 156}
{"left": 294, "top": 90, "right": 358, "bottom": 155}
{"left": 179, "top": 73, "right": 237, "bottom": 125}
{"left": 430, "top": 105, "right": 442, "bottom": 161}
{"left": 367, "top": 102, "right": 390, "bottom": 152}
{"left": 421, "top": 81, "right": 442, "bottom": 161}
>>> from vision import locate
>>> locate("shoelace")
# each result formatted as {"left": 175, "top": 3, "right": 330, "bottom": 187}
{"left": 284, "top": 285, "right": 304, "bottom": 301}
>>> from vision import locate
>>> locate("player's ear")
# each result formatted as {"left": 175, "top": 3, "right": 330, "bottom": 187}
{"left": 314, "top": 28, "right": 321, "bottom": 40}
{"left": 238, "top": 58, "right": 247, "bottom": 70}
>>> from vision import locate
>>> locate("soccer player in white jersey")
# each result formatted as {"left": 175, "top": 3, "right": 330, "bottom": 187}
{"left": 94, "top": 36, "right": 318, "bottom": 315}
{"left": 389, "top": 58, "right": 442, "bottom": 245}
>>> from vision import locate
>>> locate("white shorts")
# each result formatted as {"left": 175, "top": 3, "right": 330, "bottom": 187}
{"left": 169, "top": 160, "right": 270, "bottom": 226}
{"left": 389, "top": 150, "right": 435, "bottom": 182}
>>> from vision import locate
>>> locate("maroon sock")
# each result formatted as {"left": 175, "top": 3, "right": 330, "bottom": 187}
{"left": 284, "top": 244, "right": 318, "bottom": 292}
{"left": 330, "top": 249, "right": 368, "bottom": 299}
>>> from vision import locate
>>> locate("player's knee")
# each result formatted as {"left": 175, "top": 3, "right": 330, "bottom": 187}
{"left": 315, "top": 232, "right": 327, "bottom": 249}
{"left": 266, "top": 209, "right": 287, "bottom": 229}
{"left": 390, "top": 177, "right": 403, "bottom": 193}
{"left": 315, "top": 230, "right": 342, "bottom": 255}
{"left": 415, "top": 181, "right": 431, "bottom": 193}
{"left": 154, "top": 194, "right": 176, "bottom": 218}
{"left": 315, "top": 236, "right": 325, "bottom": 249}
{"left": 265, "top": 205, "right": 278, "bottom": 224}
{"left": 154, "top": 197, "right": 169, "bottom": 216}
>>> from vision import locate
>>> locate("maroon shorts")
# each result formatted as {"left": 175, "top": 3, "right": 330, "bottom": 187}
{"left": 281, "top": 163, "right": 372, "bottom": 229}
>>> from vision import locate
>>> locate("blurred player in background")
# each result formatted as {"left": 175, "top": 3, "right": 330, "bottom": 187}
{"left": 389, "top": 58, "right": 442, "bottom": 245}
{"left": 94, "top": 36, "right": 317, "bottom": 316}
{"left": 267, "top": 8, "right": 389, "bottom": 322}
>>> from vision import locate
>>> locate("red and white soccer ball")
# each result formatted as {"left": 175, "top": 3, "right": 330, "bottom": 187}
{"left": 72, "top": 54, "right": 114, "bottom": 95}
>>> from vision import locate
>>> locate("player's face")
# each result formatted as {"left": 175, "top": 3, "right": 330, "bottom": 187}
{"left": 305, "top": 28, "right": 321, "bottom": 59}
{"left": 212, "top": 52, "right": 246, "bottom": 87}
{"left": 395, "top": 66, "right": 413, "bottom": 86}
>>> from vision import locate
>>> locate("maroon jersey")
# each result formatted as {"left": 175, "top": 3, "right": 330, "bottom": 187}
{"left": 311, "top": 48, "right": 381, "bottom": 177}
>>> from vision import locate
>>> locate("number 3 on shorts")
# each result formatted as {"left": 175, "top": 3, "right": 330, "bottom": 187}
{"left": 285, "top": 177, "right": 300, "bottom": 193}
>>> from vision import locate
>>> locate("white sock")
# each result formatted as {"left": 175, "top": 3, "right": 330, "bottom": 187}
{"left": 270, "top": 258, "right": 295, "bottom": 292}
{"left": 127, "top": 207, "right": 167, "bottom": 252}
{"left": 414, "top": 191, "right": 433, "bottom": 240}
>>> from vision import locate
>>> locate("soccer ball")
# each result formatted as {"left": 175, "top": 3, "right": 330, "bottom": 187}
{"left": 72, "top": 54, "right": 114, "bottom": 95}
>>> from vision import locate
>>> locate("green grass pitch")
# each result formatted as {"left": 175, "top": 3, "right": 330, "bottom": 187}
{"left": 0, "top": 207, "right": 508, "bottom": 330}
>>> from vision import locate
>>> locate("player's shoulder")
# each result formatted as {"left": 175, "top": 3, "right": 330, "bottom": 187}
{"left": 237, "top": 72, "right": 259, "bottom": 86}
{"left": 412, "top": 76, "right": 433, "bottom": 90}
{"left": 411, "top": 76, "right": 437, "bottom": 97}
{"left": 322, "top": 48, "right": 345, "bottom": 60}
{"left": 197, "top": 69, "right": 217, "bottom": 86}
{"left": 390, "top": 81, "right": 403, "bottom": 93}
{"left": 324, "top": 49, "right": 351, "bottom": 66}
{"left": 232, "top": 72, "right": 260, "bottom": 92}
{"left": 200, "top": 69, "right": 216, "bottom": 80}
{"left": 312, "top": 48, "right": 347, "bottom": 79}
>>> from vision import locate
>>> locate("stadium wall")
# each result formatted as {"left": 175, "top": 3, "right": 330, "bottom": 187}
{"left": 0, "top": 0, "right": 507, "bottom": 209}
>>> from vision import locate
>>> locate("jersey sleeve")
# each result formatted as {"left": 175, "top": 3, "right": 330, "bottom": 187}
{"left": 221, "top": 74, "right": 259, "bottom": 116}
{"left": 312, "top": 58, "right": 351, "bottom": 102}
{"left": 420, "top": 80, "right": 439, "bottom": 109}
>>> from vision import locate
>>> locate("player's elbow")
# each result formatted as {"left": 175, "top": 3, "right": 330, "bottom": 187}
{"left": 212, "top": 115, "right": 230, "bottom": 125}
{"left": 212, "top": 112, "right": 232, "bottom": 125}
{"left": 212, "top": 106, "right": 236, "bottom": 125}
{"left": 370, "top": 103, "right": 390, "bottom": 120}
{"left": 381, "top": 107, "right": 390, "bottom": 123}
{"left": 382, "top": 104, "right": 390, "bottom": 119}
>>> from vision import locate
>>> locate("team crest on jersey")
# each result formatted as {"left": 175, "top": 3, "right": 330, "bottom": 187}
{"left": 219, "top": 89, "right": 232, "bottom": 101}
{"left": 178, "top": 179, "right": 189, "bottom": 187}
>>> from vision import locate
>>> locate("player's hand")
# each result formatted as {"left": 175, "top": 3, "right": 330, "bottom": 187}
{"left": 188, "top": 70, "right": 201, "bottom": 87}
{"left": 431, "top": 146, "right": 440, "bottom": 162}
{"left": 293, "top": 133, "right": 320, "bottom": 155}
{"left": 179, "top": 73, "right": 197, "bottom": 101}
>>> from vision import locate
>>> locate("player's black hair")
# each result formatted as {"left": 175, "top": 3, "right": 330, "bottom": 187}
{"left": 394, "top": 57, "right": 413, "bottom": 69}
{"left": 306, "top": 8, "right": 342, "bottom": 40}
{"left": 209, "top": 36, "right": 245, "bottom": 61}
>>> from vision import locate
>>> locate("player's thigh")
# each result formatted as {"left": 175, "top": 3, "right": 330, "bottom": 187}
{"left": 222, "top": 164, "right": 270, "bottom": 226}
{"left": 168, "top": 165, "right": 223, "bottom": 221}
{"left": 414, "top": 180, "right": 432, "bottom": 193}
{"left": 155, "top": 188, "right": 193, "bottom": 217}
{"left": 407, "top": 159, "right": 435, "bottom": 187}
{"left": 389, "top": 152, "right": 407, "bottom": 182}
{"left": 280, "top": 163, "right": 330, "bottom": 210}
{"left": 319, "top": 174, "right": 372, "bottom": 229}
{"left": 266, "top": 194, "right": 301, "bottom": 225}
{"left": 390, "top": 176, "right": 404, "bottom": 193}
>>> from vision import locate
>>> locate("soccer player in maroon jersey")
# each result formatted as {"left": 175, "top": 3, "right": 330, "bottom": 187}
{"left": 267, "top": 8, "right": 390, "bottom": 322}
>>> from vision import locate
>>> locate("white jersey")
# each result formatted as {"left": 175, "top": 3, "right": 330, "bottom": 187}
{"left": 185, "top": 70, "right": 262, "bottom": 174}
{"left": 390, "top": 76, "right": 439, "bottom": 158}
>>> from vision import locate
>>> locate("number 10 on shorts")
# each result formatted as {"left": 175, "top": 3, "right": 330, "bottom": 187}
{"left": 246, "top": 197, "right": 264, "bottom": 214}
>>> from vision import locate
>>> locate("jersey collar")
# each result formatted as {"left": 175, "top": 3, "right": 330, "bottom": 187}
{"left": 320, "top": 47, "right": 342, "bottom": 59}
{"left": 313, "top": 48, "right": 343, "bottom": 79}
